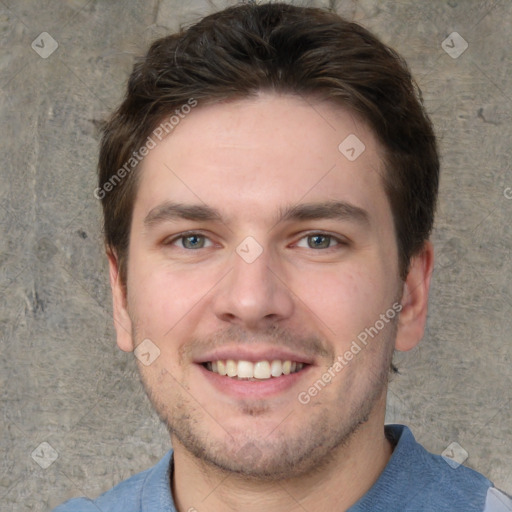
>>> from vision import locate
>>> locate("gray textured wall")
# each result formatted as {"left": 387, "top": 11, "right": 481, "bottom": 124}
{"left": 1, "top": 1, "right": 511, "bottom": 510}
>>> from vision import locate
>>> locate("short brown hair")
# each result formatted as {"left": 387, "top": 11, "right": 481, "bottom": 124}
{"left": 98, "top": 2, "right": 439, "bottom": 285}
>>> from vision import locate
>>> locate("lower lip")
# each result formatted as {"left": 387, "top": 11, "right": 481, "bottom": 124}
{"left": 196, "top": 363, "right": 313, "bottom": 399}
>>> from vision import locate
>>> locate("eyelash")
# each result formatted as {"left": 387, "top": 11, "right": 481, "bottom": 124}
{"left": 163, "top": 231, "right": 348, "bottom": 251}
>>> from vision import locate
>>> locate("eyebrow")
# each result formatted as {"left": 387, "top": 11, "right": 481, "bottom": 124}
{"left": 276, "top": 200, "right": 369, "bottom": 226}
{"left": 144, "top": 202, "right": 223, "bottom": 227}
{"left": 143, "top": 200, "right": 370, "bottom": 228}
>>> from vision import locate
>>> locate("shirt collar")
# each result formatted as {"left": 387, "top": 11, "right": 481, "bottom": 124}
{"left": 140, "top": 449, "right": 176, "bottom": 512}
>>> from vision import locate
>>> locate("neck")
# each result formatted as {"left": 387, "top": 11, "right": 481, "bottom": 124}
{"left": 171, "top": 402, "right": 393, "bottom": 512}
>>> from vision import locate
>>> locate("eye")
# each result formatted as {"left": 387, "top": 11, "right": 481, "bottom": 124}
{"left": 166, "top": 233, "right": 214, "bottom": 250}
{"left": 295, "top": 233, "right": 345, "bottom": 250}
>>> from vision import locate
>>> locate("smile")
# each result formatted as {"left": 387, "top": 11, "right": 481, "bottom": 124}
{"left": 203, "top": 359, "right": 306, "bottom": 380}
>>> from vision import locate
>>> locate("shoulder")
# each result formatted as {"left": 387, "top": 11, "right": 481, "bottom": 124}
{"left": 382, "top": 425, "right": 509, "bottom": 511}
{"left": 484, "top": 487, "right": 512, "bottom": 512}
{"left": 53, "top": 498, "right": 101, "bottom": 512}
{"left": 52, "top": 469, "right": 148, "bottom": 512}
{"left": 52, "top": 450, "right": 173, "bottom": 512}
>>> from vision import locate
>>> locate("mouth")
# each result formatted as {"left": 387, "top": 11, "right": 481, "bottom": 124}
{"left": 201, "top": 359, "right": 308, "bottom": 380}
{"left": 194, "top": 347, "right": 316, "bottom": 399}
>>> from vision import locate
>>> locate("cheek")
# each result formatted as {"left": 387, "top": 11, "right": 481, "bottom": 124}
{"left": 291, "top": 265, "right": 392, "bottom": 344}
{"left": 128, "top": 259, "right": 216, "bottom": 339}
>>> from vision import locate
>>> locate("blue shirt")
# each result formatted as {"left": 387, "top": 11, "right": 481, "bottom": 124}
{"left": 53, "top": 424, "right": 512, "bottom": 511}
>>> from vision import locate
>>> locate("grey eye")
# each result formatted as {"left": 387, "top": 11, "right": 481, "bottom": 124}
{"left": 307, "top": 234, "right": 332, "bottom": 249}
{"left": 181, "top": 234, "right": 206, "bottom": 249}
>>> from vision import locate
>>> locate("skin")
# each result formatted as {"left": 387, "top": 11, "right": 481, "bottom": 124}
{"left": 108, "top": 93, "right": 434, "bottom": 512}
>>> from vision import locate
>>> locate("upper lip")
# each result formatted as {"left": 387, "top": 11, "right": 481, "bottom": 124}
{"left": 194, "top": 346, "right": 316, "bottom": 365}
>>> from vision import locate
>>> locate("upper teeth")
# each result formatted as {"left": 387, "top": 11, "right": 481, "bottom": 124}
{"left": 205, "top": 360, "right": 304, "bottom": 379}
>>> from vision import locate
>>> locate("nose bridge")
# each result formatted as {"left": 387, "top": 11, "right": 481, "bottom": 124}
{"left": 212, "top": 240, "right": 294, "bottom": 326}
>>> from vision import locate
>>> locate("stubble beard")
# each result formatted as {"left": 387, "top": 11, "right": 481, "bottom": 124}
{"left": 135, "top": 322, "right": 397, "bottom": 482}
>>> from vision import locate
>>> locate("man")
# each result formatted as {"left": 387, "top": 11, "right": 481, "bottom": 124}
{"left": 55, "top": 2, "right": 512, "bottom": 511}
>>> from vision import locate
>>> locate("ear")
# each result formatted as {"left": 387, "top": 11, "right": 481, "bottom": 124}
{"left": 107, "top": 249, "right": 134, "bottom": 352}
{"left": 395, "top": 241, "right": 434, "bottom": 352}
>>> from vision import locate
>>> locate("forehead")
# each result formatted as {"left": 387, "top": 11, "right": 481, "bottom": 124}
{"left": 134, "top": 93, "right": 391, "bottom": 228}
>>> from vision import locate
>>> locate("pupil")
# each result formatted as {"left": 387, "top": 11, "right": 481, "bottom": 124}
{"left": 310, "top": 235, "right": 329, "bottom": 248}
{"left": 185, "top": 235, "right": 202, "bottom": 248}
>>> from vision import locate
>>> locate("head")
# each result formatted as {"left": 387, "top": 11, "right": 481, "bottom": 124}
{"left": 99, "top": 3, "right": 438, "bottom": 480}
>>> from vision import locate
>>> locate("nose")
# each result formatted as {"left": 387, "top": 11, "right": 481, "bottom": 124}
{"left": 212, "top": 244, "right": 295, "bottom": 330}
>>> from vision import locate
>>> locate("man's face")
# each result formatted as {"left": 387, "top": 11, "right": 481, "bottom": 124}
{"left": 115, "top": 93, "right": 406, "bottom": 479}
